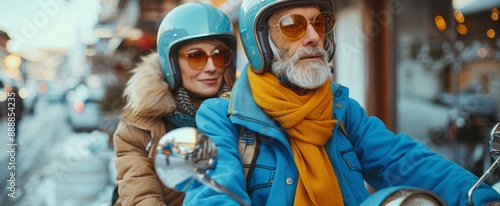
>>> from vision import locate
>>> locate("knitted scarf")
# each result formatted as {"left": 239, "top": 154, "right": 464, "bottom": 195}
{"left": 166, "top": 84, "right": 230, "bottom": 127}
{"left": 247, "top": 69, "right": 344, "bottom": 206}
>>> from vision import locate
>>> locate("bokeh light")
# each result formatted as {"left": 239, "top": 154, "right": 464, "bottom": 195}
{"left": 477, "top": 48, "right": 487, "bottom": 58}
{"left": 4, "top": 53, "right": 22, "bottom": 70}
{"left": 454, "top": 10, "right": 465, "bottom": 23}
{"left": 487, "top": 29, "right": 496, "bottom": 38}
{"left": 456, "top": 24, "right": 468, "bottom": 35}
{"left": 435, "top": 15, "right": 447, "bottom": 31}
{"left": 492, "top": 8, "right": 499, "bottom": 21}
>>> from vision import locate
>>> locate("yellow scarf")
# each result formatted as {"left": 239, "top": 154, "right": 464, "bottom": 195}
{"left": 247, "top": 69, "right": 344, "bottom": 206}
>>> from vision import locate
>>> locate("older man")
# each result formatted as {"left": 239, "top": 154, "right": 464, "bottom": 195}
{"left": 185, "top": 0, "right": 500, "bottom": 205}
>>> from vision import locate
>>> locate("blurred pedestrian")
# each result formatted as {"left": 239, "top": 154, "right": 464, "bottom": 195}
{"left": 111, "top": 3, "right": 237, "bottom": 206}
{"left": 162, "top": 143, "right": 173, "bottom": 166}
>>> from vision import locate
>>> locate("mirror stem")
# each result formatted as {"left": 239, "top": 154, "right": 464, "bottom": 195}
{"left": 194, "top": 172, "right": 250, "bottom": 206}
{"left": 466, "top": 156, "right": 500, "bottom": 206}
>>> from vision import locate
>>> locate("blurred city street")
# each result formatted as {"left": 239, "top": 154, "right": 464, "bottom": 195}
{"left": 0, "top": 94, "right": 116, "bottom": 206}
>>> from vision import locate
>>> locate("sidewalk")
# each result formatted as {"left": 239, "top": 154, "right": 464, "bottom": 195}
{"left": 17, "top": 131, "right": 116, "bottom": 206}
{"left": 0, "top": 97, "right": 117, "bottom": 206}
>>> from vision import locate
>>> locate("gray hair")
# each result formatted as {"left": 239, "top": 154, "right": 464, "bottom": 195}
{"left": 268, "top": 34, "right": 333, "bottom": 89}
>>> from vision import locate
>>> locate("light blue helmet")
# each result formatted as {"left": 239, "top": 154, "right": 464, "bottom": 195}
{"left": 239, "top": 0, "right": 336, "bottom": 73}
{"left": 157, "top": 2, "right": 236, "bottom": 91}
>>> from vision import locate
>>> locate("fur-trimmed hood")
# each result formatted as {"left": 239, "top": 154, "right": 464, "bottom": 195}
{"left": 121, "top": 52, "right": 176, "bottom": 122}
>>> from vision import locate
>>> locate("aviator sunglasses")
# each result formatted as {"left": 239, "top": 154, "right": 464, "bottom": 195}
{"left": 178, "top": 47, "right": 232, "bottom": 70}
{"left": 269, "top": 12, "right": 336, "bottom": 41}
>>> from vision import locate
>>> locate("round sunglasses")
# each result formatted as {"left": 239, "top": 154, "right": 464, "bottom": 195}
{"left": 178, "top": 48, "right": 232, "bottom": 70}
{"left": 268, "top": 12, "right": 336, "bottom": 41}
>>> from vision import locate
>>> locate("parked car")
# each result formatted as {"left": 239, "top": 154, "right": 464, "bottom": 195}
{"left": 66, "top": 84, "right": 103, "bottom": 132}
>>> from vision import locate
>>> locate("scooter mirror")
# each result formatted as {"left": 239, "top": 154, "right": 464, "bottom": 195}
{"left": 489, "top": 122, "right": 500, "bottom": 160}
{"left": 154, "top": 127, "right": 251, "bottom": 206}
{"left": 467, "top": 122, "right": 500, "bottom": 206}
{"left": 154, "top": 127, "right": 217, "bottom": 192}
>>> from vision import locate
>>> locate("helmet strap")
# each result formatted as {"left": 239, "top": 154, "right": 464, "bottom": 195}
{"left": 278, "top": 75, "right": 307, "bottom": 92}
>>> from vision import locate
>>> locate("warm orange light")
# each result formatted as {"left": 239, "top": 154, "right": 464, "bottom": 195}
{"left": 456, "top": 24, "right": 468, "bottom": 35}
{"left": 487, "top": 29, "right": 496, "bottom": 38}
{"left": 435, "top": 15, "right": 447, "bottom": 31}
{"left": 212, "top": 0, "right": 227, "bottom": 7}
{"left": 454, "top": 10, "right": 465, "bottom": 23}
{"left": 492, "top": 13, "right": 499, "bottom": 21}
{"left": 4, "top": 54, "right": 22, "bottom": 70}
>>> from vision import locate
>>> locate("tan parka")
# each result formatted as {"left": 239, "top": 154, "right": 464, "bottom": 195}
{"left": 113, "top": 52, "right": 185, "bottom": 206}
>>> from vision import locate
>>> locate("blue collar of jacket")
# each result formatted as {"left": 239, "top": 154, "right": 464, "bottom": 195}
{"left": 228, "top": 66, "right": 350, "bottom": 138}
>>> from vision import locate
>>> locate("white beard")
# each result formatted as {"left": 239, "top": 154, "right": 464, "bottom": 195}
{"left": 271, "top": 46, "right": 331, "bottom": 89}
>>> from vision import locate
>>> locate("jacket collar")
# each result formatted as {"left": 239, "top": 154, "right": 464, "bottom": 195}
{"left": 229, "top": 67, "right": 279, "bottom": 129}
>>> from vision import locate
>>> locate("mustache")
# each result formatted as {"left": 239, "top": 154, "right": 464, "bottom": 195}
{"left": 291, "top": 46, "right": 328, "bottom": 63}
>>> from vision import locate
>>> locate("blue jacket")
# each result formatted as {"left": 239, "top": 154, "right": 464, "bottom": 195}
{"left": 185, "top": 67, "right": 500, "bottom": 205}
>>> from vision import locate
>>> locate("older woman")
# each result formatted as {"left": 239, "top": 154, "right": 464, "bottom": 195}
{"left": 112, "top": 3, "right": 237, "bottom": 205}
